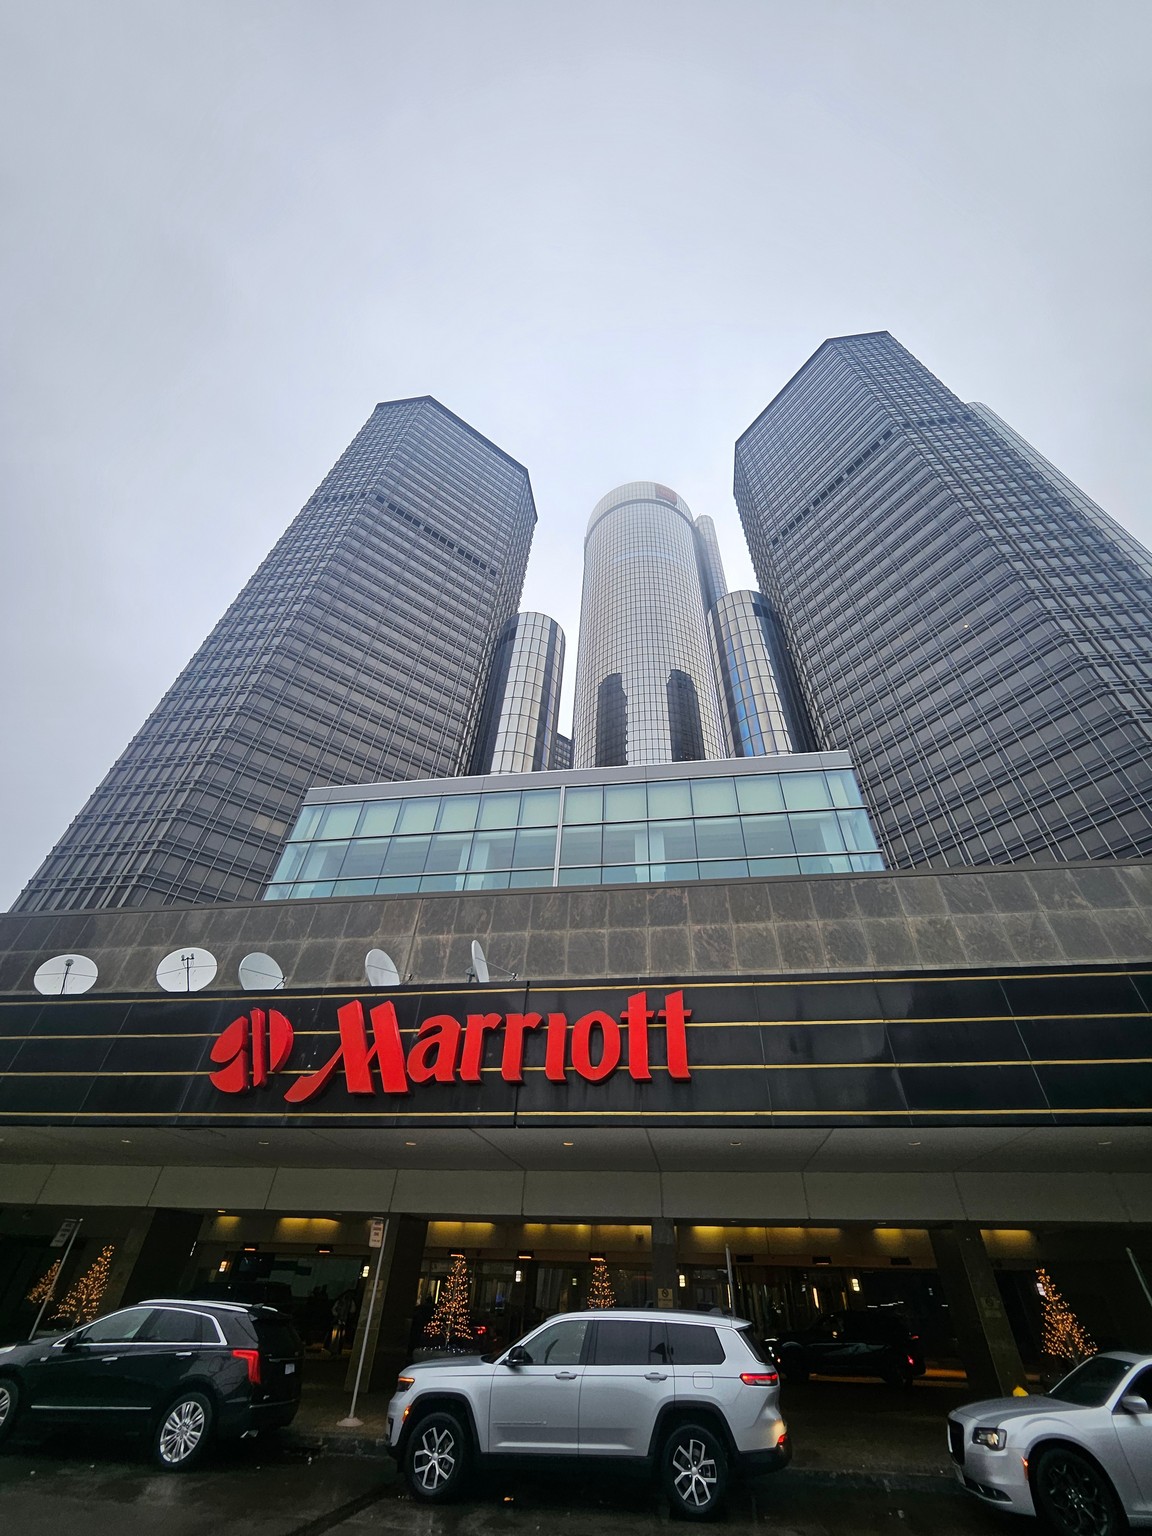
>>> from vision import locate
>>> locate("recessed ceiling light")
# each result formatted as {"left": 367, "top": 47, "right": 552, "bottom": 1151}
{"left": 405, "top": 1140, "right": 417, "bottom": 1147}
{"left": 257, "top": 1140, "right": 270, "bottom": 1146}
{"left": 729, "top": 1140, "right": 743, "bottom": 1147}
{"left": 562, "top": 1140, "right": 574, "bottom": 1147}
{"left": 217, "top": 1209, "right": 227, "bottom": 1215}
{"left": 908, "top": 1140, "right": 922, "bottom": 1147}
{"left": 120, "top": 1138, "right": 132, "bottom": 1144}
{"left": 1097, "top": 1139, "right": 1112, "bottom": 1146}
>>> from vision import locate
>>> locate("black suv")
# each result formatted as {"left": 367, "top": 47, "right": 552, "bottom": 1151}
{"left": 0, "top": 1297, "right": 302, "bottom": 1469}
{"left": 768, "top": 1310, "right": 925, "bottom": 1387}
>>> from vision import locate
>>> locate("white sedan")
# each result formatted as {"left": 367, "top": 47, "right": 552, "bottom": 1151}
{"left": 948, "top": 1354, "right": 1152, "bottom": 1535}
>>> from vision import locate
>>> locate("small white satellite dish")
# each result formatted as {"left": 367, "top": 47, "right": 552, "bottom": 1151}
{"left": 365, "top": 948, "right": 401, "bottom": 988}
{"left": 34, "top": 954, "right": 98, "bottom": 996}
{"left": 156, "top": 947, "right": 218, "bottom": 993}
{"left": 470, "top": 940, "right": 490, "bottom": 984}
{"left": 238, "top": 952, "right": 285, "bottom": 991}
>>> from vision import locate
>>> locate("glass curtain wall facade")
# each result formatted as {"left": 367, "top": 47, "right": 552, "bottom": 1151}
{"left": 572, "top": 483, "right": 731, "bottom": 768}
{"left": 264, "top": 756, "right": 882, "bottom": 899}
{"left": 710, "top": 591, "right": 796, "bottom": 756}
{"left": 471, "top": 612, "right": 565, "bottom": 774}
{"left": 13, "top": 398, "right": 536, "bottom": 912}
{"left": 734, "top": 332, "right": 1152, "bottom": 868}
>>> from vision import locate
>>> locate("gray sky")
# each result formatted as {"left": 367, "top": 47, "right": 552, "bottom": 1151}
{"left": 2, "top": 0, "right": 1150, "bottom": 908}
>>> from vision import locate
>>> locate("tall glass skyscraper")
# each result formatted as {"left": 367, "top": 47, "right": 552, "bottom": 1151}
{"left": 734, "top": 331, "right": 1152, "bottom": 869}
{"left": 471, "top": 611, "right": 565, "bottom": 774}
{"left": 13, "top": 397, "right": 537, "bottom": 912}
{"left": 571, "top": 483, "right": 732, "bottom": 767}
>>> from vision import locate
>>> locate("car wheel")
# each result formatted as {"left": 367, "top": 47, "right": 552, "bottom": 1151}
{"left": 1033, "top": 1446, "right": 1125, "bottom": 1536}
{"left": 405, "top": 1410, "right": 471, "bottom": 1503}
{"left": 661, "top": 1422, "right": 728, "bottom": 1520}
{"left": 0, "top": 1379, "right": 20, "bottom": 1448}
{"left": 152, "top": 1390, "right": 213, "bottom": 1472}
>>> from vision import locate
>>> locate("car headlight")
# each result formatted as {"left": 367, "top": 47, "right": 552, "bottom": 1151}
{"left": 395, "top": 1374, "right": 415, "bottom": 1393}
{"left": 973, "top": 1427, "right": 1007, "bottom": 1450}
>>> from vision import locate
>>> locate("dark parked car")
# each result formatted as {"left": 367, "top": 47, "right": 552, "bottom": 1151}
{"left": 768, "top": 1310, "right": 925, "bottom": 1387}
{"left": 0, "top": 1296, "right": 302, "bottom": 1469}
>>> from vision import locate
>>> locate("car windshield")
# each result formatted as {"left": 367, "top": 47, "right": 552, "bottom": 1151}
{"left": 1047, "top": 1355, "right": 1131, "bottom": 1406}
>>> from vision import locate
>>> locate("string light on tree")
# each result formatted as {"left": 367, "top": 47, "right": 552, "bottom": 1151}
{"left": 425, "top": 1253, "right": 474, "bottom": 1350}
{"left": 1036, "top": 1267, "right": 1095, "bottom": 1366}
{"left": 52, "top": 1244, "right": 115, "bottom": 1326}
{"left": 25, "top": 1260, "right": 61, "bottom": 1306}
{"left": 586, "top": 1258, "right": 616, "bottom": 1309}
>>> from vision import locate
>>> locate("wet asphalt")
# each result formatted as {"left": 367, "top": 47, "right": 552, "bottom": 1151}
{"left": 0, "top": 1430, "right": 1016, "bottom": 1536}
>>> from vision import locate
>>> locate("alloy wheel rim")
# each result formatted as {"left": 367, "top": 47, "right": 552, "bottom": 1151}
{"left": 1042, "top": 1455, "right": 1112, "bottom": 1536}
{"left": 159, "top": 1400, "right": 206, "bottom": 1464}
{"left": 0, "top": 1385, "right": 11, "bottom": 1426}
{"left": 413, "top": 1425, "right": 456, "bottom": 1490}
{"left": 671, "top": 1438, "right": 718, "bottom": 1507}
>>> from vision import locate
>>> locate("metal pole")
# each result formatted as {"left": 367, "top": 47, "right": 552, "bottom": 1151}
{"left": 30, "top": 1219, "right": 83, "bottom": 1340}
{"left": 725, "top": 1244, "right": 736, "bottom": 1316}
{"left": 1126, "top": 1247, "right": 1152, "bottom": 1317}
{"left": 339, "top": 1219, "right": 390, "bottom": 1428}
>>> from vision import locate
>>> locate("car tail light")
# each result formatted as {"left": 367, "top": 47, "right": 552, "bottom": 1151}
{"left": 233, "top": 1348, "right": 262, "bottom": 1385}
{"left": 907, "top": 1355, "right": 916, "bottom": 1366}
{"left": 740, "top": 1371, "right": 779, "bottom": 1386}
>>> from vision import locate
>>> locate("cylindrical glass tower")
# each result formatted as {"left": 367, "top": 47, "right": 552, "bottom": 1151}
{"left": 471, "top": 611, "right": 565, "bottom": 774}
{"left": 572, "top": 482, "right": 731, "bottom": 767}
{"left": 709, "top": 590, "right": 797, "bottom": 756}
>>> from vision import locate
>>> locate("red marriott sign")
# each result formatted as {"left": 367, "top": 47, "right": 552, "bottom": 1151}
{"left": 209, "top": 989, "right": 692, "bottom": 1103}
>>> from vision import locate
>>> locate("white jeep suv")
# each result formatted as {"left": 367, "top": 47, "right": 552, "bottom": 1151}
{"left": 386, "top": 1309, "right": 790, "bottom": 1519}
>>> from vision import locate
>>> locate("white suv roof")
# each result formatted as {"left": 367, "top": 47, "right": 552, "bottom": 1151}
{"left": 540, "top": 1309, "right": 753, "bottom": 1329}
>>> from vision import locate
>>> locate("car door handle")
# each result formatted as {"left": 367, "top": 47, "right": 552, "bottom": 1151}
{"left": 100, "top": 1356, "right": 120, "bottom": 1363}
{"left": 645, "top": 1372, "right": 668, "bottom": 1381}
{"left": 554, "top": 1371, "right": 577, "bottom": 1380}
{"left": 176, "top": 1352, "right": 193, "bottom": 1358}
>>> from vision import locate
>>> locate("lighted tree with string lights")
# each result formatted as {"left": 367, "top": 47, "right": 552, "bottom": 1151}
{"left": 52, "top": 1244, "right": 116, "bottom": 1326}
{"left": 1037, "top": 1267, "right": 1095, "bottom": 1367}
{"left": 586, "top": 1258, "right": 616, "bottom": 1309}
{"left": 25, "top": 1259, "right": 61, "bottom": 1306}
{"left": 425, "top": 1254, "right": 474, "bottom": 1350}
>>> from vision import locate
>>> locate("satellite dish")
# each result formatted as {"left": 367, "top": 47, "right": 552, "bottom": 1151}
{"left": 34, "top": 953, "right": 98, "bottom": 996}
{"left": 365, "top": 948, "right": 400, "bottom": 988}
{"left": 470, "top": 940, "right": 490, "bottom": 985}
{"left": 156, "top": 947, "right": 218, "bottom": 993}
{"left": 238, "top": 952, "right": 285, "bottom": 991}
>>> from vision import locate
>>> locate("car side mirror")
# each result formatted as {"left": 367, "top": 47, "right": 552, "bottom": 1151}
{"left": 1119, "top": 1394, "right": 1151, "bottom": 1416}
{"left": 504, "top": 1345, "right": 529, "bottom": 1367}
{"left": 61, "top": 1331, "right": 84, "bottom": 1351}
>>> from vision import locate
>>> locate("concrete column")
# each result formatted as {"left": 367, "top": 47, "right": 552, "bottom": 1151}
{"left": 344, "top": 1215, "right": 428, "bottom": 1394}
{"left": 650, "top": 1218, "right": 678, "bottom": 1309}
{"left": 930, "top": 1223, "right": 1027, "bottom": 1397}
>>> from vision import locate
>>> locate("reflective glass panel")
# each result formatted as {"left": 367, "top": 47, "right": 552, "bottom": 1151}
{"left": 649, "top": 860, "right": 699, "bottom": 882}
{"left": 512, "top": 828, "right": 557, "bottom": 869}
{"left": 472, "top": 830, "right": 517, "bottom": 869}
{"left": 602, "top": 864, "right": 648, "bottom": 884}
{"left": 699, "top": 859, "right": 749, "bottom": 879}
{"left": 340, "top": 838, "right": 390, "bottom": 879}
{"left": 424, "top": 833, "right": 473, "bottom": 873}
{"left": 735, "top": 775, "right": 786, "bottom": 814}
{"left": 741, "top": 815, "right": 796, "bottom": 857}
{"left": 508, "top": 868, "right": 553, "bottom": 888}
{"left": 317, "top": 803, "right": 361, "bottom": 839}
{"left": 603, "top": 783, "right": 647, "bottom": 822}
{"left": 292, "top": 804, "right": 324, "bottom": 840}
{"left": 464, "top": 870, "right": 512, "bottom": 890}
{"left": 647, "top": 780, "right": 692, "bottom": 818}
{"left": 271, "top": 843, "right": 307, "bottom": 883}
{"left": 556, "top": 866, "right": 599, "bottom": 886}
{"left": 332, "top": 878, "right": 378, "bottom": 896}
{"left": 264, "top": 883, "right": 292, "bottom": 900}
{"left": 799, "top": 854, "right": 853, "bottom": 874}
{"left": 420, "top": 872, "right": 467, "bottom": 892}
{"left": 694, "top": 817, "right": 746, "bottom": 860}
{"left": 396, "top": 798, "right": 438, "bottom": 834}
{"left": 837, "top": 809, "right": 879, "bottom": 852}
{"left": 749, "top": 856, "right": 802, "bottom": 876}
{"left": 850, "top": 852, "right": 886, "bottom": 871}
{"left": 563, "top": 785, "right": 603, "bottom": 824}
{"left": 376, "top": 874, "right": 421, "bottom": 894}
{"left": 436, "top": 795, "right": 480, "bottom": 832}
{"left": 358, "top": 800, "right": 401, "bottom": 837}
{"left": 825, "top": 770, "right": 860, "bottom": 808}
{"left": 602, "top": 822, "right": 649, "bottom": 864}
{"left": 294, "top": 880, "right": 335, "bottom": 899}
{"left": 478, "top": 792, "right": 522, "bottom": 829}
{"left": 790, "top": 811, "right": 845, "bottom": 853}
{"left": 381, "top": 836, "right": 430, "bottom": 874}
{"left": 560, "top": 824, "right": 603, "bottom": 865}
{"left": 298, "top": 841, "right": 350, "bottom": 881}
{"left": 781, "top": 773, "right": 834, "bottom": 811}
{"left": 691, "top": 779, "right": 739, "bottom": 816}
{"left": 519, "top": 789, "right": 561, "bottom": 827}
{"left": 648, "top": 820, "right": 697, "bottom": 861}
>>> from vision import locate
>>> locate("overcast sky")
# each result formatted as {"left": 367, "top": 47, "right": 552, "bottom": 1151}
{"left": 1, "top": 0, "right": 1150, "bottom": 908}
